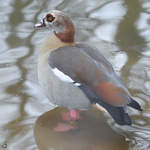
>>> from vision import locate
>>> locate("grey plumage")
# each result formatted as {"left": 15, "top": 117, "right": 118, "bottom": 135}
{"left": 35, "top": 10, "right": 142, "bottom": 126}
{"left": 48, "top": 43, "right": 142, "bottom": 125}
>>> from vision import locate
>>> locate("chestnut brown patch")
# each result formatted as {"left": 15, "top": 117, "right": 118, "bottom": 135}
{"left": 96, "top": 82, "right": 127, "bottom": 106}
{"left": 54, "top": 30, "right": 74, "bottom": 43}
{"left": 54, "top": 16, "right": 75, "bottom": 43}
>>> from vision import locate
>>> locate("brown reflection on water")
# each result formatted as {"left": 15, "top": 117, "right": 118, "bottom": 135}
{"left": 115, "top": 0, "right": 150, "bottom": 149}
{"left": 2, "top": 0, "right": 35, "bottom": 146}
{"left": 115, "top": 0, "right": 145, "bottom": 82}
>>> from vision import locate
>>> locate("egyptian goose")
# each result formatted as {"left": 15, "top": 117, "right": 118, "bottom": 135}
{"left": 34, "top": 10, "right": 142, "bottom": 125}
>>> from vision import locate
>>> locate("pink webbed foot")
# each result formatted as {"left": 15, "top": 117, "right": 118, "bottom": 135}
{"left": 61, "top": 109, "right": 81, "bottom": 121}
{"left": 53, "top": 109, "right": 81, "bottom": 132}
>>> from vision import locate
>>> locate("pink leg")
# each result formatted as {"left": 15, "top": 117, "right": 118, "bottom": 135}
{"left": 53, "top": 109, "right": 80, "bottom": 132}
{"left": 70, "top": 109, "right": 81, "bottom": 121}
{"left": 61, "top": 109, "right": 81, "bottom": 121}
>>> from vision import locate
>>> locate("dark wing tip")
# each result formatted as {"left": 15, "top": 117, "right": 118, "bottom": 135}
{"left": 108, "top": 107, "right": 132, "bottom": 126}
{"left": 96, "top": 101, "right": 132, "bottom": 126}
{"left": 128, "top": 98, "right": 143, "bottom": 111}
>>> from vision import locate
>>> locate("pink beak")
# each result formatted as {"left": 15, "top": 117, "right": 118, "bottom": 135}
{"left": 34, "top": 18, "right": 46, "bottom": 29}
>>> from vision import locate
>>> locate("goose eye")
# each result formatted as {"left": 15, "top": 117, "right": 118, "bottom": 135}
{"left": 46, "top": 14, "right": 55, "bottom": 22}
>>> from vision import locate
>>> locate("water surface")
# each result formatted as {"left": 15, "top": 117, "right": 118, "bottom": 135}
{"left": 0, "top": 0, "right": 150, "bottom": 150}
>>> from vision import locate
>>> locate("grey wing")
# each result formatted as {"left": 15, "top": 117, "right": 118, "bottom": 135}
{"left": 49, "top": 44, "right": 131, "bottom": 106}
{"left": 48, "top": 44, "right": 142, "bottom": 126}
{"left": 76, "top": 43, "right": 113, "bottom": 71}
{"left": 76, "top": 43, "right": 130, "bottom": 93}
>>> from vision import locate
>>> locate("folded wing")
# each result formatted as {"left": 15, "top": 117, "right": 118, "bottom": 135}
{"left": 49, "top": 43, "right": 142, "bottom": 125}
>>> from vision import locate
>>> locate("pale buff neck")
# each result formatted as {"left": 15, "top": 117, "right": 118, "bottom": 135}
{"left": 39, "top": 32, "right": 75, "bottom": 57}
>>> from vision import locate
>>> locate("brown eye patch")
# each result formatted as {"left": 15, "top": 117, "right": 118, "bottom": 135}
{"left": 46, "top": 14, "right": 55, "bottom": 22}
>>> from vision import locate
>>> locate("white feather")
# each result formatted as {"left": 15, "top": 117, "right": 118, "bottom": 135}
{"left": 52, "top": 68, "right": 74, "bottom": 83}
{"left": 74, "top": 82, "right": 81, "bottom": 86}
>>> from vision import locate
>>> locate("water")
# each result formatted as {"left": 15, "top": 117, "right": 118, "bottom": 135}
{"left": 0, "top": 0, "right": 150, "bottom": 149}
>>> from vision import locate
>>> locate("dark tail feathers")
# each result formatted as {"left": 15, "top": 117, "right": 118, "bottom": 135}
{"left": 97, "top": 101, "right": 132, "bottom": 126}
{"left": 127, "top": 98, "right": 142, "bottom": 111}
{"left": 96, "top": 98, "right": 142, "bottom": 126}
